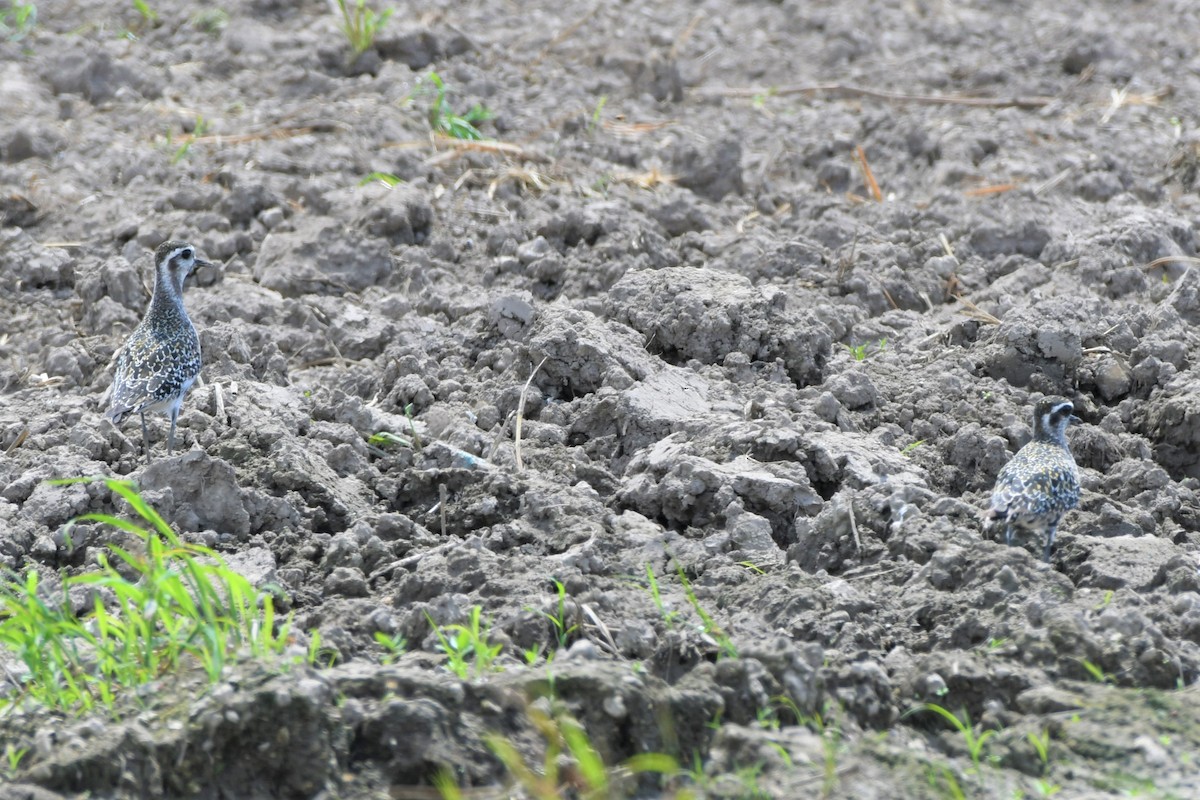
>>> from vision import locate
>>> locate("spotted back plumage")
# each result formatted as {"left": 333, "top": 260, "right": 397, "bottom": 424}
{"left": 107, "top": 242, "right": 204, "bottom": 436}
{"left": 984, "top": 396, "right": 1081, "bottom": 560}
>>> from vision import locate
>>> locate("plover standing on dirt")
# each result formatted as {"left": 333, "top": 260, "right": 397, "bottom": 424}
{"left": 107, "top": 241, "right": 207, "bottom": 458}
{"left": 982, "top": 396, "right": 1082, "bottom": 562}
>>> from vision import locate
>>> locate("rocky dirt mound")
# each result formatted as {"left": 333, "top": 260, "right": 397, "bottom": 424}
{"left": 2, "top": 0, "right": 1200, "bottom": 797}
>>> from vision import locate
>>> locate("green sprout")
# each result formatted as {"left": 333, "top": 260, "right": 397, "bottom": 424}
{"left": 1035, "top": 779, "right": 1063, "bottom": 797}
{"left": 373, "top": 631, "right": 407, "bottom": 665}
{"left": 170, "top": 116, "right": 210, "bottom": 164}
{"left": 403, "top": 402, "right": 423, "bottom": 450}
{"left": 926, "top": 765, "right": 967, "bottom": 800}
{"left": 368, "top": 430, "right": 413, "bottom": 448}
{"left": 1028, "top": 728, "right": 1051, "bottom": 768}
{"left": 1078, "top": 659, "right": 1114, "bottom": 684}
{"left": 643, "top": 563, "right": 680, "bottom": 628}
{"left": 847, "top": 337, "right": 887, "bottom": 361}
{"left": 358, "top": 171, "right": 402, "bottom": 188}
{"left": 131, "top": 0, "right": 156, "bottom": 24}
{"left": 424, "top": 71, "right": 493, "bottom": 140}
{"left": 192, "top": 8, "right": 229, "bottom": 35}
{"left": 751, "top": 86, "right": 778, "bottom": 109}
{"left": 774, "top": 696, "right": 840, "bottom": 797}
{"left": 1, "top": 1, "right": 36, "bottom": 41}
{"left": 588, "top": 95, "right": 607, "bottom": 135}
{"left": 912, "top": 704, "right": 995, "bottom": 773}
{"left": 3, "top": 744, "right": 27, "bottom": 778}
{"left": 335, "top": 0, "right": 393, "bottom": 56}
{"left": 678, "top": 567, "right": 737, "bottom": 660}
{"left": 527, "top": 579, "right": 579, "bottom": 655}
{"left": 306, "top": 628, "right": 336, "bottom": 669}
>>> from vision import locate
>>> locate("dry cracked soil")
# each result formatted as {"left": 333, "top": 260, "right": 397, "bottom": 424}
{"left": 3, "top": 0, "right": 1200, "bottom": 798}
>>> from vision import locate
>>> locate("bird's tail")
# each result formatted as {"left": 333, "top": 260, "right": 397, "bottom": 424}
{"left": 107, "top": 404, "right": 133, "bottom": 425}
{"left": 978, "top": 504, "right": 1004, "bottom": 527}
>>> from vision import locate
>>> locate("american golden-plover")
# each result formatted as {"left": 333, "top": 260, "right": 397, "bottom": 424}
{"left": 982, "top": 396, "right": 1082, "bottom": 562}
{"left": 107, "top": 241, "right": 207, "bottom": 458}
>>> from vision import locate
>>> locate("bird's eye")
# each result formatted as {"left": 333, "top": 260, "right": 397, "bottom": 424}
{"left": 181, "top": 248, "right": 194, "bottom": 261}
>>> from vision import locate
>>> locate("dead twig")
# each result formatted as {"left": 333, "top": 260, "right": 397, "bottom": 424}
{"left": 297, "top": 356, "right": 357, "bottom": 369}
{"left": 1141, "top": 255, "right": 1200, "bottom": 271}
{"left": 939, "top": 233, "right": 959, "bottom": 264}
{"left": 845, "top": 565, "right": 903, "bottom": 582}
{"left": 580, "top": 602, "right": 621, "bottom": 657}
{"left": 735, "top": 210, "right": 760, "bottom": 234}
{"left": 515, "top": 356, "right": 549, "bottom": 473}
{"left": 856, "top": 145, "right": 883, "bottom": 202}
{"left": 878, "top": 283, "right": 899, "bottom": 310}
{"left": 1098, "top": 84, "right": 1169, "bottom": 124}
{"left": 603, "top": 119, "right": 677, "bottom": 137}
{"left": 4, "top": 427, "right": 29, "bottom": 456}
{"left": 439, "top": 483, "right": 448, "bottom": 538}
{"left": 422, "top": 138, "right": 552, "bottom": 167}
{"left": 964, "top": 182, "right": 1021, "bottom": 197}
{"left": 214, "top": 383, "right": 226, "bottom": 426}
{"left": 670, "top": 11, "right": 705, "bottom": 59}
{"left": 27, "top": 373, "right": 65, "bottom": 388}
{"left": 848, "top": 501, "right": 863, "bottom": 555}
{"left": 488, "top": 410, "right": 517, "bottom": 463}
{"left": 487, "top": 167, "right": 553, "bottom": 199}
{"left": 613, "top": 168, "right": 677, "bottom": 189}
{"left": 178, "top": 124, "right": 343, "bottom": 148}
{"left": 527, "top": 5, "right": 599, "bottom": 72}
{"left": 954, "top": 295, "right": 1002, "bottom": 326}
{"left": 835, "top": 231, "right": 861, "bottom": 283}
{"left": 701, "top": 83, "right": 1056, "bottom": 109}
{"left": 1034, "top": 166, "right": 1075, "bottom": 195}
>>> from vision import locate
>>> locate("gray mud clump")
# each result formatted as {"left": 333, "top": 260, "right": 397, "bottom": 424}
{"left": 2, "top": 1, "right": 1200, "bottom": 799}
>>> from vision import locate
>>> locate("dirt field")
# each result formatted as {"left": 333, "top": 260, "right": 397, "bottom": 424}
{"left": 2, "top": 0, "right": 1200, "bottom": 797}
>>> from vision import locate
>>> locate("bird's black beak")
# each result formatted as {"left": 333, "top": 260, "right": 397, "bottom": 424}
{"left": 1069, "top": 415, "right": 1083, "bottom": 425}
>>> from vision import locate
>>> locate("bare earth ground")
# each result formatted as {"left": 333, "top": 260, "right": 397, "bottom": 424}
{"left": 2, "top": 0, "right": 1200, "bottom": 797}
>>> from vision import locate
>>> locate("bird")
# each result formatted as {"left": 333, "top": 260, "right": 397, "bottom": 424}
{"left": 982, "top": 396, "right": 1082, "bottom": 562}
{"left": 107, "top": 240, "right": 208, "bottom": 459}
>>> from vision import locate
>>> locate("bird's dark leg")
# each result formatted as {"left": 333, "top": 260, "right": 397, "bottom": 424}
{"left": 1043, "top": 524, "right": 1057, "bottom": 563}
{"left": 139, "top": 412, "right": 151, "bottom": 460}
{"left": 168, "top": 407, "right": 178, "bottom": 454}
{"left": 1004, "top": 525, "right": 1013, "bottom": 547}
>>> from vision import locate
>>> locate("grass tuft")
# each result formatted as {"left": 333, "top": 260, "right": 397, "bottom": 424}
{"left": 373, "top": 631, "right": 407, "bottom": 664}
{"left": 335, "top": 0, "right": 392, "bottom": 57}
{"left": 0, "top": 476, "right": 293, "bottom": 715}
{"left": 426, "top": 606, "right": 503, "bottom": 679}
